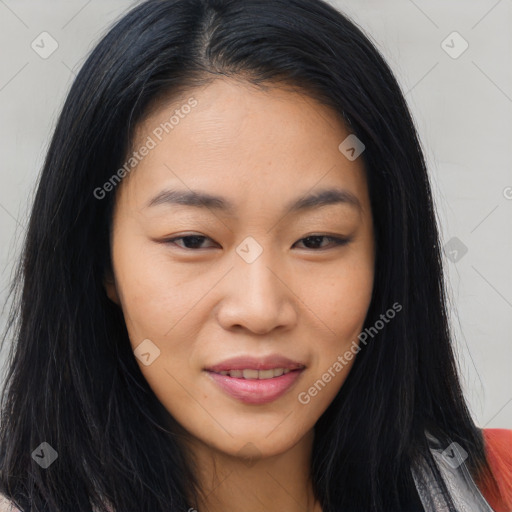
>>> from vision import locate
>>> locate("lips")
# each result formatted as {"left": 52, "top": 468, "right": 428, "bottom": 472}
{"left": 204, "top": 354, "right": 305, "bottom": 373}
{"left": 213, "top": 368, "right": 293, "bottom": 379}
{"left": 204, "top": 354, "right": 306, "bottom": 404}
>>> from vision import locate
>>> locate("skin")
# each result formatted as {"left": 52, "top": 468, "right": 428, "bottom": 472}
{"left": 104, "top": 77, "right": 375, "bottom": 512}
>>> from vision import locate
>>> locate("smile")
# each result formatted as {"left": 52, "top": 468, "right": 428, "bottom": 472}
{"left": 212, "top": 368, "right": 293, "bottom": 379}
{"left": 205, "top": 367, "right": 304, "bottom": 404}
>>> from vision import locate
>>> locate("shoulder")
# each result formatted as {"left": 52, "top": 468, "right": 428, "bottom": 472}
{"left": 482, "top": 428, "right": 512, "bottom": 479}
{"left": 478, "top": 428, "right": 512, "bottom": 512}
{"left": 0, "top": 494, "right": 21, "bottom": 512}
{"left": 483, "top": 428, "right": 512, "bottom": 454}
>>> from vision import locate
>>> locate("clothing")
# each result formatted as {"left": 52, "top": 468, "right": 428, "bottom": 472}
{"left": 1, "top": 428, "right": 511, "bottom": 511}
{"left": 478, "top": 429, "right": 512, "bottom": 511}
{"left": 412, "top": 428, "right": 512, "bottom": 511}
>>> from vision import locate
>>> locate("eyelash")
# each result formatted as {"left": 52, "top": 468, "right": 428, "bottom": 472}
{"left": 163, "top": 234, "right": 351, "bottom": 251}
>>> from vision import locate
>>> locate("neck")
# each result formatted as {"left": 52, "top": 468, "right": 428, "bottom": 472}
{"left": 184, "top": 429, "right": 321, "bottom": 512}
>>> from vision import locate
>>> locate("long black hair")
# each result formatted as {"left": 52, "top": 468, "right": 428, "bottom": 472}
{"left": 0, "top": 0, "right": 496, "bottom": 510}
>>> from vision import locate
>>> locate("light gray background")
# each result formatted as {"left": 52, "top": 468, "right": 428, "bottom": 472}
{"left": 0, "top": 1, "right": 511, "bottom": 427}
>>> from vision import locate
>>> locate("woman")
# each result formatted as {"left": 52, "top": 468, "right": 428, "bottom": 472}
{"left": 0, "top": 0, "right": 510, "bottom": 511}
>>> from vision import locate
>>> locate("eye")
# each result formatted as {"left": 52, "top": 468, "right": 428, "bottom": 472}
{"left": 165, "top": 234, "right": 218, "bottom": 250}
{"left": 293, "top": 235, "right": 351, "bottom": 250}
{"left": 162, "top": 234, "right": 351, "bottom": 251}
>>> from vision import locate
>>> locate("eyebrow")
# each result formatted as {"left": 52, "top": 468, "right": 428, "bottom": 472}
{"left": 146, "top": 187, "right": 362, "bottom": 215}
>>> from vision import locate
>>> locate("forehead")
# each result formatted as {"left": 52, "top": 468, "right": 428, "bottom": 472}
{"left": 120, "top": 78, "right": 369, "bottom": 216}
{"left": 132, "top": 77, "right": 352, "bottom": 158}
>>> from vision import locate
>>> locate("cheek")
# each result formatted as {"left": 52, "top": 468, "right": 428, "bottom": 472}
{"left": 292, "top": 284, "right": 370, "bottom": 421}
{"left": 297, "top": 258, "right": 374, "bottom": 339}
{"left": 332, "top": 276, "right": 374, "bottom": 337}
{"left": 293, "top": 260, "right": 373, "bottom": 407}
{"left": 111, "top": 239, "right": 210, "bottom": 343}
{"left": 110, "top": 241, "right": 207, "bottom": 426}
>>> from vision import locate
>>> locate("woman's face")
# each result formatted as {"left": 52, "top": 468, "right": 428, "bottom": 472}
{"left": 105, "top": 78, "right": 375, "bottom": 460}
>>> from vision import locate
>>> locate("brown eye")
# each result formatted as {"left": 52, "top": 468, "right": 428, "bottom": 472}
{"left": 165, "top": 235, "right": 219, "bottom": 250}
{"left": 293, "top": 235, "right": 351, "bottom": 250}
{"left": 162, "top": 234, "right": 351, "bottom": 251}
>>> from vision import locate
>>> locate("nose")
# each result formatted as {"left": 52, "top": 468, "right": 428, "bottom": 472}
{"left": 215, "top": 246, "right": 298, "bottom": 335}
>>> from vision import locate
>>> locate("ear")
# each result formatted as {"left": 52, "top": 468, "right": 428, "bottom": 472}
{"left": 103, "top": 270, "right": 120, "bottom": 305}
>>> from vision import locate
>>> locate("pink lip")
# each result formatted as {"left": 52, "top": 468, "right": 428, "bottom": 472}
{"left": 205, "top": 354, "right": 305, "bottom": 372}
{"left": 206, "top": 369, "right": 304, "bottom": 404}
{"left": 204, "top": 354, "right": 306, "bottom": 405}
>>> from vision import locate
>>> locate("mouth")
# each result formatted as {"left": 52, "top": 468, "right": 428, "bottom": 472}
{"left": 204, "top": 355, "right": 306, "bottom": 404}
{"left": 211, "top": 368, "right": 299, "bottom": 379}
